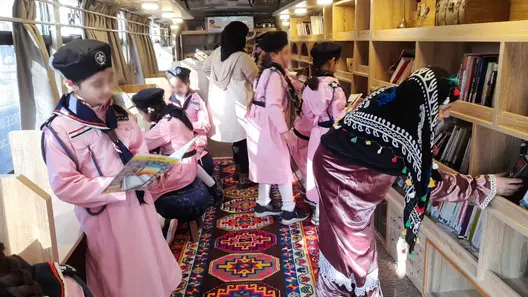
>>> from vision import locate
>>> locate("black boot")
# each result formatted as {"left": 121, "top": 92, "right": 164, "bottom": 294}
{"left": 208, "top": 181, "right": 224, "bottom": 207}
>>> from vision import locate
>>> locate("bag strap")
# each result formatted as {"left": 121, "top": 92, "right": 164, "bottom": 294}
{"left": 325, "top": 81, "right": 341, "bottom": 124}
{"left": 41, "top": 114, "right": 107, "bottom": 216}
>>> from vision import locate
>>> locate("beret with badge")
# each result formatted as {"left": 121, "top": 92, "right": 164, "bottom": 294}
{"left": 132, "top": 88, "right": 165, "bottom": 110}
{"left": 50, "top": 39, "right": 112, "bottom": 82}
{"left": 166, "top": 66, "right": 191, "bottom": 82}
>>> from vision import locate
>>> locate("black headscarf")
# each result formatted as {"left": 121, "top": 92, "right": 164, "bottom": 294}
{"left": 220, "top": 21, "right": 249, "bottom": 62}
{"left": 321, "top": 67, "right": 460, "bottom": 254}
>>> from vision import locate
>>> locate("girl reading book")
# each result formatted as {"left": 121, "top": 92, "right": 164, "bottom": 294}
{"left": 41, "top": 40, "right": 180, "bottom": 297}
{"left": 132, "top": 88, "right": 223, "bottom": 243}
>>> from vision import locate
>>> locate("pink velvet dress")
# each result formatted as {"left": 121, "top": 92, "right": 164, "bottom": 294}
{"left": 43, "top": 106, "right": 181, "bottom": 297}
{"left": 246, "top": 68, "right": 292, "bottom": 184}
{"left": 303, "top": 77, "right": 347, "bottom": 203}
{"left": 313, "top": 145, "right": 496, "bottom": 297}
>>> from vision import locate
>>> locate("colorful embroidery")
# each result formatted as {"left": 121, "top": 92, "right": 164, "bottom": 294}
{"left": 215, "top": 230, "right": 277, "bottom": 253}
{"left": 217, "top": 213, "right": 274, "bottom": 231}
{"left": 209, "top": 253, "right": 280, "bottom": 282}
{"left": 204, "top": 283, "right": 280, "bottom": 297}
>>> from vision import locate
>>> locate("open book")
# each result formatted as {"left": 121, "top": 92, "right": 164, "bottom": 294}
{"left": 103, "top": 137, "right": 198, "bottom": 194}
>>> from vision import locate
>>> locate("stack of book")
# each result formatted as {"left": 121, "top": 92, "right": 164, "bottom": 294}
{"left": 427, "top": 200, "right": 485, "bottom": 258}
{"left": 310, "top": 16, "right": 324, "bottom": 35}
{"left": 296, "top": 22, "right": 312, "bottom": 36}
{"left": 456, "top": 54, "right": 499, "bottom": 107}
{"left": 388, "top": 49, "right": 415, "bottom": 84}
{"left": 435, "top": 120, "right": 472, "bottom": 174}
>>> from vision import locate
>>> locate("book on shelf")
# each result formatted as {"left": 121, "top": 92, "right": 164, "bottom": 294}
{"left": 456, "top": 54, "right": 498, "bottom": 107}
{"left": 310, "top": 16, "right": 324, "bottom": 35}
{"left": 296, "top": 22, "right": 313, "bottom": 36}
{"left": 388, "top": 49, "right": 415, "bottom": 84}
{"left": 505, "top": 140, "right": 528, "bottom": 206}
{"left": 435, "top": 120, "right": 472, "bottom": 174}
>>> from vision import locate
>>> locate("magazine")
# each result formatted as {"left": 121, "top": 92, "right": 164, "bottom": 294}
{"left": 103, "top": 137, "right": 197, "bottom": 194}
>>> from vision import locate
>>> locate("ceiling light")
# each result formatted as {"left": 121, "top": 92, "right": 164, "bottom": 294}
{"left": 282, "top": 21, "right": 290, "bottom": 26}
{"left": 317, "top": 0, "right": 333, "bottom": 5}
{"left": 161, "top": 11, "right": 176, "bottom": 18}
{"left": 141, "top": 2, "right": 159, "bottom": 10}
{"left": 173, "top": 17, "right": 183, "bottom": 24}
{"left": 294, "top": 8, "right": 307, "bottom": 15}
{"left": 280, "top": 14, "right": 290, "bottom": 20}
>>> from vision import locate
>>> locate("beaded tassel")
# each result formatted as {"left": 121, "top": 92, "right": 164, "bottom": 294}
{"left": 351, "top": 137, "right": 358, "bottom": 143}
{"left": 428, "top": 178, "right": 435, "bottom": 188}
{"left": 405, "top": 179, "right": 412, "bottom": 186}
{"left": 365, "top": 140, "right": 372, "bottom": 145}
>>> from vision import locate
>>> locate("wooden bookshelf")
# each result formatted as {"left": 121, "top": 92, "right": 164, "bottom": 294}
{"left": 281, "top": 2, "right": 528, "bottom": 293}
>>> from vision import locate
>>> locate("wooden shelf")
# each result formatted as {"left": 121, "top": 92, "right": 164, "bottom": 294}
{"left": 371, "top": 79, "right": 397, "bottom": 89}
{"left": 358, "top": 29, "right": 370, "bottom": 40}
{"left": 354, "top": 64, "right": 369, "bottom": 75}
{"left": 449, "top": 101, "right": 494, "bottom": 128}
{"left": 373, "top": 20, "right": 528, "bottom": 42}
{"left": 353, "top": 71, "right": 368, "bottom": 78}
{"left": 335, "top": 70, "right": 353, "bottom": 83}
{"left": 428, "top": 290, "right": 483, "bottom": 297}
{"left": 483, "top": 270, "right": 528, "bottom": 297}
{"left": 497, "top": 112, "right": 528, "bottom": 141}
{"left": 292, "top": 34, "right": 326, "bottom": 42}
{"left": 333, "top": 31, "right": 355, "bottom": 41}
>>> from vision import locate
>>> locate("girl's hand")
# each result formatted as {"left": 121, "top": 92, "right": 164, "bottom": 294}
{"left": 494, "top": 174, "right": 524, "bottom": 196}
{"left": 282, "top": 131, "right": 296, "bottom": 150}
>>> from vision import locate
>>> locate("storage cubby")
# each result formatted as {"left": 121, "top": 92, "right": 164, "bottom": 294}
{"left": 372, "top": 0, "right": 436, "bottom": 31}
{"left": 352, "top": 75, "right": 368, "bottom": 95}
{"left": 292, "top": 42, "right": 299, "bottom": 59}
{"left": 300, "top": 42, "right": 310, "bottom": 62}
{"left": 478, "top": 209, "right": 528, "bottom": 297}
{"left": 497, "top": 42, "right": 528, "bottom": 138}
{"left": 426, "top": 241, "right": 486, "bottom": 297}
{"left": 371, "top": 41, "right": 415, "bottom": 84}
{"left": 469, "top": 125, "right": 521, "bottom": 176}
{"left": 354, "top": 41, "right": 369, "bottom": 75}
{"left": 332, "top": 0, "right": 355, "bottom": 41}
{"left": 356, "top": 0, "right": 371, "bottom": 32}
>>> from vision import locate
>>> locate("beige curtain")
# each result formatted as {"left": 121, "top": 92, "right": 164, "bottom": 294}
{"left": 12, "top": 0, "right": 59, "bottom": 130}
{"left": 125, "top": 12, "right": 159, "bottom": 79}
{"left": 82, "top": 0, "right": 132, "bottom": 85}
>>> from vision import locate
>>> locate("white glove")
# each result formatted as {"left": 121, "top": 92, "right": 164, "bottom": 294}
{"left": 122, "top": 174, "right": 153, "bottom": 191}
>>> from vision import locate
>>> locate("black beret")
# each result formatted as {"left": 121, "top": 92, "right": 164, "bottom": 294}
{"left": 310, "top": 42, "right": 342, "bottom": 65}
{"left": 259, "top": 31, "right": 289, "bottom": 53}
{"left": 50, "top": 39, "right": 112, "bottom": 81}
{"left": 132, "top": 88, "right": 165, "bottom": 110}
{"left": 166, "top": 66, "right": 191, "bottom": 81}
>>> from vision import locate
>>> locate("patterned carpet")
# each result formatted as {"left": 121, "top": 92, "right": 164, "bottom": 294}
{"left": 170, "top": 158, "right": 318, "bottom": 297}
{"left": 170, "top": 158, "right": 421, "bottom": 297}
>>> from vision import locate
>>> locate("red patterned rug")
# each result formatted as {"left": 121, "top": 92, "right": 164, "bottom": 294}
{"left": 170, "top": 158, "right": 319, "bottom": 297}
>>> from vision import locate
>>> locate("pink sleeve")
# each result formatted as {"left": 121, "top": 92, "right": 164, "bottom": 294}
{"left": 192, "top": 94, "right": 211, "bottom": 134}
{"left": 332, "top": 88, "right": 347, "bottom": 122}
{"left": 127, "top": 121, "right": 150, "bottom": 155}
{"left": 144, "top": 120, "right": 171, "bottom": 151}
{"left": 430, "top": 170, "right": 497, "bottom": 209}
{"left": 301, "top": 90, "right": 316, "bottom": 122}
{"left": 43, "top": 127, "right": 126, "bottom": 208}
{"left": 266, "top": 71, "right": 289, "bottom": 134}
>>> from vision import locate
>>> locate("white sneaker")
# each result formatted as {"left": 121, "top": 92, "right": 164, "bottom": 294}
{"left": 165, "top": 219, "right": 178, "bottom": 244}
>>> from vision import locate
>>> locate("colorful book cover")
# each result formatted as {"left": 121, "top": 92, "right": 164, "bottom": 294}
{"left": 103, "top": 137, "right": 197, "bottom": 194}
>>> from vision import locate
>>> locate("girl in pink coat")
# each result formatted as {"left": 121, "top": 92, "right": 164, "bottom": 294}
{"left": 166, "top": 66, "right": 215, "bottom": 176}
{"left": 132, "top": 88, "right": 220, "bottom": 244}
{"left": 41, "top": 40, "right": 181, "bottom": 297}
{"left": 303, "top": 42, "right": 347, "bottom": 225}
{"left": 246, "top": 31, "right": 309, "bottom": 225}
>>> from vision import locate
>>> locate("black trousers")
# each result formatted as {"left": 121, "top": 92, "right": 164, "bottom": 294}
{"left": 232, "top": 139, "right": 249, "bottom": 173}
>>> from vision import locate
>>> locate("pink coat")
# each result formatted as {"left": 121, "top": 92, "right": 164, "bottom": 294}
{"left": 305, "top": 77, "right": 347, "bottom": 203}
{"left": 290, "top": 111, "right": 313, "bottom": 184}
{"left": 246, "top": 68, "right": 292, "bottom": 184}
{"left": 42, "top": 108, "right": 181, "bottom": 297}
{"left": 144, "top": 115, "right": 198, "bottom": 200}
{"left": 171, "top": 92, "right": 211, "bottom": 158}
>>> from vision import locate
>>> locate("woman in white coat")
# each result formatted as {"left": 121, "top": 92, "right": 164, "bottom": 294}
{"left": 202, "top": 21, "right": 258, "bottom": 188}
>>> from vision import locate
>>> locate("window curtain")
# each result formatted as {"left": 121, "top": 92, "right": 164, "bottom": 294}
{"left": 82, "top": 0, "right": 132, "bottom": 85}
{"left": 125, "top": 12, "right": 159, "bottom": 80}
{"left": 12, "top": 0, "right": 59, "bottom": 130}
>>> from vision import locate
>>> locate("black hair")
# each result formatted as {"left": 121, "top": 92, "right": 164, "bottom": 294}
{"left": 306, "top": 54, "right": 341, "bottom": 91}
{"left": 137, "top": 101, "right": 167, "bottom": 123}
{"left": 0, "top": 243, "right": 43, "bottom": 297}
{"left": 72, "top": 77, "right": 86, "bottom": 88}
